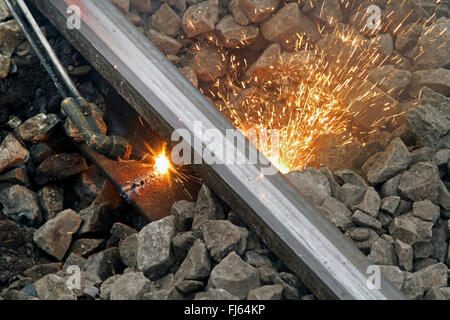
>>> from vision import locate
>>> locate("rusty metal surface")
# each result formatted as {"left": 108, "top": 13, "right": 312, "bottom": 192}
{"left": 34, "top": 0, "right": 406, "bottom": 300}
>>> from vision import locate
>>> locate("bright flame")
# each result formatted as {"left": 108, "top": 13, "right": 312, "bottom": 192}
{"left": 154, "top": 153, "right": 171, "bottom": 175}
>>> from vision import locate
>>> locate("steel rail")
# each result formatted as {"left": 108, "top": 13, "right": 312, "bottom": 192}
{"left": 33, "top": 0, "right": 405, "bottom": 300}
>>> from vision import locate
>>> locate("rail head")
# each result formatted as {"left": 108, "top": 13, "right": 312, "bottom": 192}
{"left": 34, "top": 0, "right": 406, "bottom": 300}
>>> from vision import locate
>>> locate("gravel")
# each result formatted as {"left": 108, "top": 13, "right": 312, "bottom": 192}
{"left": 0, "top": 0, "right": 449, "bottom": 301}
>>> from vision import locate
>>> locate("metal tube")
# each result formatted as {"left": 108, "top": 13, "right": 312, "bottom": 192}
{"left": 4, "top": 0, "right": 70, "bottom": 98}
{"left": 13, "top": 0, "right": 81, "bottom": 98}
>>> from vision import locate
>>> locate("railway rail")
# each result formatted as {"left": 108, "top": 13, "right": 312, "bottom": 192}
{"left": 23, "top": 0, "right": 406, "bottom": 300}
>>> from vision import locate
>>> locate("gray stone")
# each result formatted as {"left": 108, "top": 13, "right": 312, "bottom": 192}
{"left": 438, "top": 180, "right": 450, "bottom": 210}
{"left": 286, "top": 168, "right": 331, "bottom": 207}
{"left": 411, "top": 147, "right": 434, "bottom": 165}
{"left": 33, "top": 209, "right": 81, "bottom": 260}
{"left": 129, "top": 0, "right": 152, "bottom": 12}
{"left": 398, "top": 162, "right": 440, "bottom": 203}
{"left": 23, "top": 263, "right": 62, "bottom": 282}
{"left": 99, "top": 275, "right": 120, "bottom": 300}
{"left": 0, "top": 185, "right": 39, "bottom": 225}
{"left": 434, "top": 149, "right": 450, "bottom": 167}
{"left": 318, "top": 197, "right": 353, "bottom": 232}
{"left": 200, "top": 220, "right": 248, "bottom": 261}
{"left": 228, "top": 0, "right": 249, "bottom": 26}
{"left": 396, "top": 200, "right": 413, "bottom": 216}
{"left": 111, "top": 0, "right": 130, "bottom": 14}
{"left": 309, "top": 0, "right": 343, "bottom": 24}
{"left": 175, "top": 279, "right": 204, "bottom": 294}
{"left": 257, "top": 265, "right": 278, "bottom": 285}
{"left": 367, "top": 238, "right": 398, "bottom": 266}
{"left": 172, "top": 231, "right": 197, "bottom": 262}
{"left": 174, "top": 239, "right": 211, "bottom": 284}
{"left": 239, "top": 0, "right": 280, "bottom": 23}
{"left": 415, "top": 18, "right": 450, "bottom": 70}
{"left": 319, "top": 167, "right": 341, "bottom": 198}
{"left": 78, "top": 204, "right": 111, "bottom": 235}
{"left": 0, "top": 20, "right": 24, "bottom": 56}
{"left": 279, "top": 272, "right": 307, "bottom": 296}
{"left": 36, "top": 153, "right": 88, "bottom": 185}
{"left": 68, "top": 271, "right": 101, "bottom": 299}
{"left": 408, "top": 91, "right": 450, "bottom": 151}
{"left": 216, "top": 15, "right": 259, "bottom": 48}
{"left": 338, "top": 184, "right": 366, "bottom": 208}
{"left": 84, "top": 248, "right": 123, "bottom": 281}
{"left": 182, "top": 0, "right": 218, "bottom": 38}
{"left": 415, "top": 258, "right": 439, "bottom": 271}
{"left": 147, "top": 29, "right": 182, "bottom": 55}
{"left": 371, "top": 33, "right": 394, "bottom": 56}
{"left": 0, "top": 0, "right": 11, "bottom": 21}
{"left": 394, "top": 240, "right": 414, "bottom": 271}
{"left": 352, "top": 210, "right": 382, "bottom": 231}
{"left": 34, "top": 274, "right": 76, "bottom": 300}
{"left": 389, "top": 214, "right": 433, "bottom": 245}
{"left": 243, "top": 250, "right": 273, "bottom": 268}
{"left": 63, "top": 253, "right": 87, "bottom": 273}
{"left": 378, "top": 266, "right": 405, "bottom": 291}
{"left": 0, "top": 52, "right": 9, "bottom": 79}
{"left": 353, "top": 187, "right": 381, "bottom": 218}
{"left": 431, "top": 227, "right": 447, "bottom": 263}
{"left": 245, "top": 43, "right": 281, "bottom": 82}
{"left": 385, "top": 0, "right": 429, "bottom": 25}
{"left": 119, "top": 233, "right": 138, "bottom": 268}
{"left": 110, "top": 222, "right": 137, "bottom": 240}
{"left": 37, "top": 186, "right": 64, "bottom": 221}
{"left": 381, "top": 196, "right": 401, "bottom": 215}
{"left": 178, "top": 66, "right": 198, "bottom": 88}
{"left": 165, "top": 0, "right": 185, "bottom": 12}
{"left": 16, "top": 113, "right": 59, "bottom": 143}
{"left": 424, "top": 286, "right": 448, "bottom": 300}
{"left": 247, "top": 284, "right": 283, "bottom": 300}
{"left": 137, "top": 215, "right": 176, "bottom": 278}
{"left": 192, "top": 185, "right": 225, "bottom": 231}
{"left": 409, "top": 68, "right": 450, "bottom": 97}
{"left": 367, "top": 138, "right": 411, "bottom": 185}
{"left": 368, "top": 65, "right": 412, "bottom": 99}
{"left": 70, "top": 239, "right": 104, "bottom": 257}
{"left": 151, "top": 3, "right": 181, "bottom": 37}
{"left": 143, "top": 287, "right": 183, "bottom": 300}
{"left": 402, "top": 272, "right": 425, "bottom": 300}
{"left": 349, "top": 228, "right": 370, "bottom": 242}
{"left": 209, "top": 252, "right": 260, "bottom": 299}
{"left": 377, "top": 212, "right": 393, "bottom": 229}
{"left": 381, "top": 174, "right": 402, "bottom": 197}
{"left": 413, "top": 242, "right": 434, "bottom": 259}
{"left": 335, "top": 169, "right": 368, "bottom": 189}
{"left": 171, "top": 200, "right": 195, "bottom": 232}
{"left": 0, "top": 165, "right": 30, "bottom": 187}
{"left": 271, "top": 276, "right": 299, "bottom": 300}
{"left": 186, "top": 45, "right": 228, "bottom": 82}
{"left": 260, "top": 2, "right": 318, "bottom": 50}
{"left": 110, "top": 271, "right": 150, "bottom": 300}
{"left": 348, "top": 228, "right": 379, "bottom": 254}
{"left": 414, "top": 263, "right": 448, "bottom": 291}
{"left": 412, "top": 200, "right": 440, "bottom": 223}
{"left": 0, "top": 134, "right": 29, "bottom": 175}
{"left": 194, "top": 288, "right": 239, "bottom": 300}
